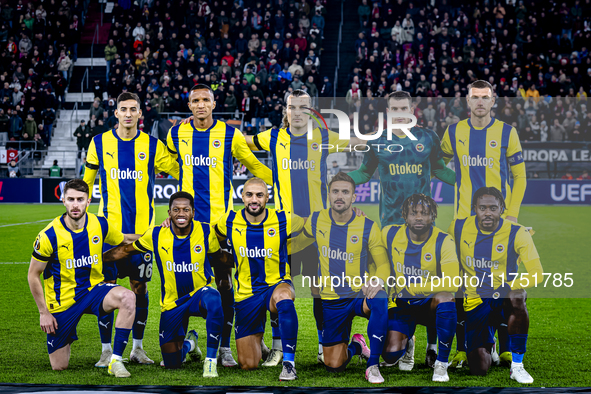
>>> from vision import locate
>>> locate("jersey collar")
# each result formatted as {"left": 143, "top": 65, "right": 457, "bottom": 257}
{"left": 328, "top": 208, "right": 356, "bottom": 226}
{"left": 190, "top": 119, "right": 217, "bottom": 132}
{"left": 241, "top": 208, "right": 269, "bottom": 226}
{"left": 172, "top": 220, "right": 194, "bottom": 240}
{"left": 60, "top": 213, "right": 88, "bottom": 234}
{"left": 467, "top": 117, "right": 495, "bottom": 130}
{"left": 111, "top": 129, "right": 140, "bottom": 141}
{"left": 405, "top": 224, "right": 434, "bottom": 247}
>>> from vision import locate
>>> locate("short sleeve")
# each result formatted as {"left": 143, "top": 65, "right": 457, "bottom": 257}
{"left": 208, "top": 224, "right": 221, "bottom": 254}
{"left": 166, "top": 128, "right": 178, "bottom": 155}
{"left": 133, "top": 228, "right": 154, "bottom": 253}
{"left": 215, "top": 212, "right": 229, "bottom": 238}
{"left": 440, "top": 127, "right": 454, "bottom": 158}
{"left": 253, "top": 128, "right": 272, "bottom": 151}
{"left": 86, "top": 138, "right": 100, "bottom": 167}
{"left": 440, "top": 235, "right": 459, "bottom": 266}
{"left": 155, "top": 139, "right": 180, "bottom": 179}
{"left": 287, "top": 212, "right": 305, "bottom": 236}
{"left": 327, "top": 129, "right": 349, "bottom": 153}
{"left": 32, "top": 232, "right": 53, "bottom": 262}
{"left": 104, "top": 219, "right": 125, "bottom": 246}
{"left": 514, "top": 226, "right": 540, "bottom": 266}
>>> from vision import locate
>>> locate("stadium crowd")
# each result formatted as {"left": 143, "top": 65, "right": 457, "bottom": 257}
{"left": 350, "top": 0, "right": 591, "bottom": 142}
{"left": 101, "top": 0, "right": 333, "bottom": 136}
{"left": 0, "top": 0, "right": 85, "bottom": 148}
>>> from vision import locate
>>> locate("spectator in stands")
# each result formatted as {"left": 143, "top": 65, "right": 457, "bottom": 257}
{"left": 578, "top": 170, "right": 591, "bottom": 180}
{"left": 9, "top": 109, "right": 23, "bottom": 140}
{"left": 562, "top": 171, "right": 574, "bottom": 180}
{"left": 57, "top": 49, "right": 71, "bottom": 79}
{"left": 49, "top": 159, "right": 62, "bottom": 178}
{"left": 0, "top": 109, "right": 8, "bottom": 136}
{"left": 550, "top": 118, "right": 567, "bottom": 141}
{"left": 89, "top": 99, "right": 104, "bottom": 121}
{"left": 22, "top": 113, "right": 37, "bottom": 143}
{"left": 74, "top": 120, "right": 89, "bottom": 159}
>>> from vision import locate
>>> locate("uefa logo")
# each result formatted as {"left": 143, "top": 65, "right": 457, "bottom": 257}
{"left": 143, "top": 253, "right": 151, "bottom": 262}
{"left": 212, "top": 139, "right": 222, "bottom": 148}
{"left": 311, "top": 142, "right": 319, "bottom": 151}
{"left": 34, "top": 237, "right": 40, "bottom": 251}
{"left": 424, "top": 253, "right": 433, "bottom": 262}
{"left": 92, "top": 235, "right": 100, "bottom": 244}
{"left": 496, "top": 244, "right": 505, "bottom": 253}
{"left": 138, "top": 152, "right": 147, "bottom": 161}
{"left": 350, "top": 235, "right": 359, "bottom": 244}
{"left": 415, "top": 143, "right": 425, "bottom": 152}
{"left": 194, "top": 245, "right": 203, "bottom": 253}
{"left": 489, "top": 140, "right": 498, "bottom": 148}
{"left": 267, "top": 228, "right": 276, "bottom": 237}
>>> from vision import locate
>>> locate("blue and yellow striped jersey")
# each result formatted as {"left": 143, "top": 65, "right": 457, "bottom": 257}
{"left": 84, "top": 130, "right": 179, "bottom": 234}
{"left": 167, "top": 120, "right": 272, "bottom": 223}
{"left": 215, "top": 209, "right": 304, "bottom": 302}
{"left": 32, "top": 213, "right": 125, "bottom": 313}
{"left": 253, "top": 127, "right": 348, "bottom": 217}
{"left": 133, "top": 221, "right": 220, "bottom": 312}
{"left": 449, "top": 217, "right": 541, "bottom": 311}
{"left": 382, "top": 224, "right": 458, "bottom": 309}
{"left": 301, "top": 209, "right": 389, "bottom": 300}
{"left": 441, "top": 118, "right": 526, "bottom": 219}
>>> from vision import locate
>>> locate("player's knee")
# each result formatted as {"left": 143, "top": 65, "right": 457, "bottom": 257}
{"left": 50, "top": 358, "right": 69, "bottom": 371}
{"left": 217, "top": 279, "right": 232, "bottom": 292}
{"left": 508, "top": 290, "right": 527, "bottom": 309}
{"left": 119, "top": 289, "right": 136, "bottom": 313}
{"left": 382, "top": 349, "right": 405, "bottom": 364}
{"left": 433, "top": 291, "right": 454, "bottom": 305}
{"left": 203, "top": 291, "right": 223, "bottom": 319}
{"left": 274, "top": 289, "right": 293, "bottom": 304}
{"left": 238, "top": 356, "right": 259, "bottom": 370}
{"left": 325, "top": 361, "right": 347, "bottom": 372}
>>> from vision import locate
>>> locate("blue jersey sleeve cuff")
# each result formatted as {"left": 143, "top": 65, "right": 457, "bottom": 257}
{"left": 508, "top": 151, "right": 524, "bottom": 166}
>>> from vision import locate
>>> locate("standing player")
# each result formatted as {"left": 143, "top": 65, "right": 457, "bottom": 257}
{"left": 297, "top": 172, "right": 389, "bottom": 384}
{"left": 441, "top": 80, "right": 527, "bottom": 368}
{"left": 381, "top": 194, "right": 459, "bottom": 382}
{"left": 448, "top": 187, "right": 542, "bottom": 383}
{"left": 348, "top": 90, "right": 456, "bottom": 369}
{"left": 103, "top": 192, "right": 227, "bottom": 377}
{"left": 84, "top": 92, "right": 179, "bottom": 367}
{"left": 214, "top": 178, "right": 304, "bottom": 381}
{"left": 168, "top": 84, "right": 273, "bottom": 367}
{"left": 27, "top": 179, "right": 138, "bottom": 377}
{"left": 243, "top": 89, "right": 352, "bottom": 365}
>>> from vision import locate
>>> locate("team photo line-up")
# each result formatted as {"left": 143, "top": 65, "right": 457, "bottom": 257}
{"left": 28, "top": 81, "right": 542, "bottom": 385}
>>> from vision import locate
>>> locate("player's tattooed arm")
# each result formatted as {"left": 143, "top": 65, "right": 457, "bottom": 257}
{"left": 103, "top": 243, "right": 139, "bottom": 263}
{"left": 28, "top": 258, "right": 58, "bottom": 334}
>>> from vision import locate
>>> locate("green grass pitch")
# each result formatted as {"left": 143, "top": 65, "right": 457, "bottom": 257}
{"left": 0, "top": 203, "right": 590, "bottom": 387}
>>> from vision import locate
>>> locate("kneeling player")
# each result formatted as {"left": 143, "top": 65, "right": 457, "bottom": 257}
{"left": 215, "top": 178, "right": 304, "bottom": 381}
{"left": 27, "top": 179, "right": 138, "bottom": 377}
{"left": 104, "top": 192, "right": 226, "bottom": 377}
{"left": 381, "top": 194, "right": 459, "bottom": 382}
{"left": 449, "top": 187, "right": 543, "bottom": 383}
{"left": 298, "top": 172, "right": 390, "bottom": 383}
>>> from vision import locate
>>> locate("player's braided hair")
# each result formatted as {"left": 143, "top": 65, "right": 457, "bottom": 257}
{"left": 471, "top": 187, "right": 506, "bottom": 213}
{"left": 282, "top": 89, "right": 311, "bottom": 128}
{"left": 402, "top": 193, "right": 438, "bottom": 221}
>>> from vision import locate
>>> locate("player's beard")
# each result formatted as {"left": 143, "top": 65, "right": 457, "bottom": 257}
{"left": 409, "top": 223, "right": 431, "bottom": 236}
{"left": 66, "top": 208, "right": 85, "bottom": 222}
{"left": 245, "top": 203, "right": 265, "bottom": 217}
{"left": 332, "top": 200, "right": 351, "bottom": 215}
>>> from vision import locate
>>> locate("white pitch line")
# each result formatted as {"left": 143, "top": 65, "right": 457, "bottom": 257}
{"left": 0, "top": 262, "right": 29, "bottom": 265}
{"left": 0, "top": 219, "right": 53, "bottom": 228}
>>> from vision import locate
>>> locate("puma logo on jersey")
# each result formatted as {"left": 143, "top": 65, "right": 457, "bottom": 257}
{"left": 235, "top": 228, "right": 244, "bottom": 235}
{"left": 286, "top": 344, "right": 295, "bottom": 350}
{"left": 159, "top": 331, "right": 165, "bottom": 338}
{"left": 209, "top": 334, "right": 219, "bottom": 341}
{"left": 47, "top": 340, "right": 54, "bottom": 347}
{"left": 182, "top": 139, "right": 189, "bottom": 146}
{"left": 279, "top": 142, "right": 288, "bottom": 149}
{"left": 99, "top": 321, "right": 110, "bottom": 329}
{"left": 458, "top": 139, "right": 466, "bottom": 146}
{"left": 106, "top": 152, "right": 115, "bottom": 159}
{"left": 372, "top": 335, "right": 384, "bottom": 342}
{"left": 464, "top": 240, "right": 472, "bottom": 247}
{"left": 318, "top": 229, "right": 327, "bottom": 237}
{"left": 394, "top": 247, "right": 402, "bottom": 255}
{"left": 161, "top": 246, "right": 170, "bottom": 254}
{"left": 60, "top": 244, "right": 70, "bottom": 251}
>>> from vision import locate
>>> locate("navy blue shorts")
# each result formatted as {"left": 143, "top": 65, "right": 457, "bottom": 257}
{"left": 465, "top": 298, "right": 506, "bottom": 354}
{"left": 46, "top": 283, "right": 118, "bottom": 354}
{"left": 103, "top": 243, "right": 153, "bottom": 282}
{"left": 387, "top": 297, "right": 433, "bottom": 338}
{"left": 234, "top": 281, "right": 291, "bottom": 340}
{"left": 321, "top": 293, "right": 368, "bottom": 347}
{"left": 159, "top": 286, "right": 219, "bottom": 346}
